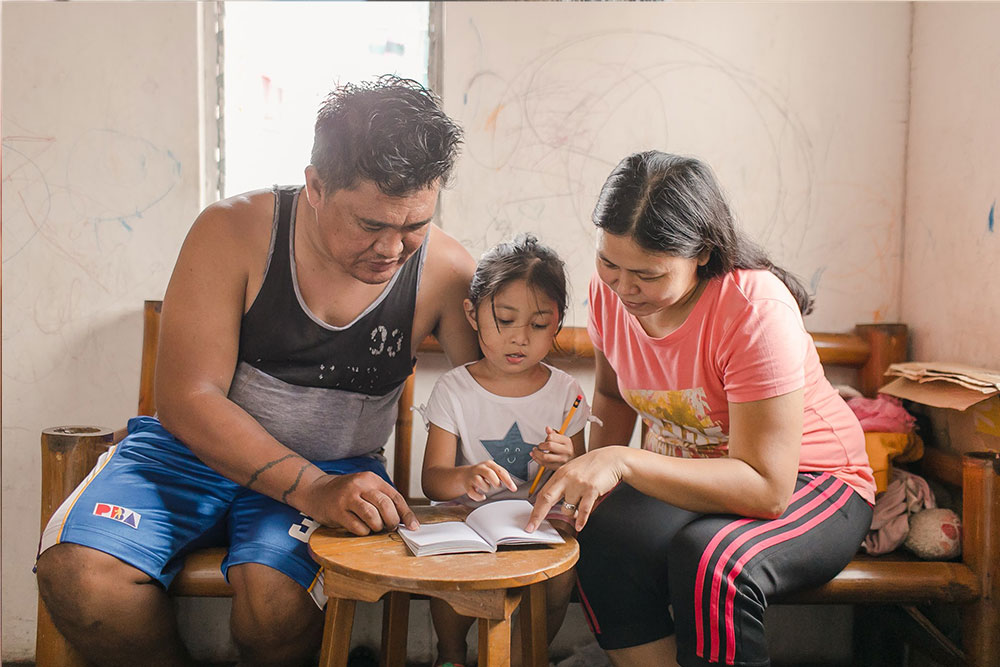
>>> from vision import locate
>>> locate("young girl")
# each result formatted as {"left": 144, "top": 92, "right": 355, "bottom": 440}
{"left": 420, "top": 233, "right": 590, "bottom": 667}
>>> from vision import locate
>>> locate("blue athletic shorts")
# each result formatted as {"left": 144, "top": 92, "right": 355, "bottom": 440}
{"left": 38, "top": 416, "right": 391, "bottom": 608}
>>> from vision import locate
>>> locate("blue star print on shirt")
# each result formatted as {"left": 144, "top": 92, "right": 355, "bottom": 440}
{"left": 481, "top": 422, "right": 532, "bottom": 481}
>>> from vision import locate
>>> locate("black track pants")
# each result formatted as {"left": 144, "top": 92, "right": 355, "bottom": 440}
{"left": 575, "top": 473, "right": 872, "bottom": 667}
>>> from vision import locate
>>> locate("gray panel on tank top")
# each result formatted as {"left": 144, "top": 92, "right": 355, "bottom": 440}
{"left": 228, "top": 361, "right": 400, "bottom": 462}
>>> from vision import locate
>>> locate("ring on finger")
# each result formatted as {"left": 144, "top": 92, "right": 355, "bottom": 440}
{"left": 562, "top": 502, "right": 577, "bottom": 512}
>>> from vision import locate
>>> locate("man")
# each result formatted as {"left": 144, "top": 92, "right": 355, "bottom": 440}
{"left": 36, "top": 76, "right": 480, "bottom": 666}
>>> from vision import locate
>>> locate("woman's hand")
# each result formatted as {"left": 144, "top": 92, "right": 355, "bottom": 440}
{"left": 526, "top": 446, "right": 630, "bottom": 532}
{"left": 530, "top": 426, "right": 576, "bottom": 469}
{"left": 460, "top": 460, "right": 518, "bottom": 501}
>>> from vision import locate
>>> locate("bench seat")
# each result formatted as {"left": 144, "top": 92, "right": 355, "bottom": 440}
{"left": 170, "top": 548, "right": 982, "bottom": 606}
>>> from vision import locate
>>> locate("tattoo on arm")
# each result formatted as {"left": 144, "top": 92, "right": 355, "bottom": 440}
{"left": 281, "top": 464, "right": 309, "bottom": 504}
{"left": 246, "top": 454, "right": 297, "bottom": 489}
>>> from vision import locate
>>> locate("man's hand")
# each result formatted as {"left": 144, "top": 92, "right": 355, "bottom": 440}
{"left": 530, "top": 426, "right": 576, "bottom": 469}
{"left": 300, "top": 472, "right": 418, "bottom": 535}
{"left": 460, "top": 461, "right": 518, "bottom": 502}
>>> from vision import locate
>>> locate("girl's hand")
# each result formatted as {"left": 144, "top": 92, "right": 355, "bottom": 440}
{"left": 526, "top": 446, "right": 629, "bottom": 532}
{"left": 530, "top": 426, "right": 575, "bottom": 469}
{"left": 461, "top": 460, "right": 518, "bottom": 501}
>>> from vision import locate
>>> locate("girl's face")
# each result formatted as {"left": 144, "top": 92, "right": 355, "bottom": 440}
{"left": 595, "top": 230, "right": 708, "bottom": 322}
{"left": 464, "top": 278, "right": 560, "bottom": 379}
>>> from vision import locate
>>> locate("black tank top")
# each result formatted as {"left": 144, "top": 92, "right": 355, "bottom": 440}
{"left": 238, "top": 185, "right": 424, "bottom": 397}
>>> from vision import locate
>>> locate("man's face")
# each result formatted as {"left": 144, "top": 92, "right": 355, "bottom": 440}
{"left": 305, "top": 173, "right": 439, "bottom": 285}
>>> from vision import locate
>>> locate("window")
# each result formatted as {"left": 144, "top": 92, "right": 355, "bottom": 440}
{"left": 222, "top": 2, "right": 431, "bottom": 197}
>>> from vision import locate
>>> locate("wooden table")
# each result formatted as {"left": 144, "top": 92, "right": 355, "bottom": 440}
{"left": 308, "top": 505, "right": 579, "bottom": 667}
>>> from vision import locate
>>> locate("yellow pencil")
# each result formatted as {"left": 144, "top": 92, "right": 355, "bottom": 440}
{"left": 528, "top": 394, "right": 583, "bottom": 495}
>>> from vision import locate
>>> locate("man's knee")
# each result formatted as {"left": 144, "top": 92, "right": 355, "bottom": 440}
{"left": 36, "top": 544, "right": 154, "bottom": 622}
{"left": 229, "top": 564, "right": 322, "bottom": 650}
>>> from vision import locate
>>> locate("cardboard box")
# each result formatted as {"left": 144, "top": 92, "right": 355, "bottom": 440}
{"left": 879, "top": 363, "right": 1000, "bottom": 455}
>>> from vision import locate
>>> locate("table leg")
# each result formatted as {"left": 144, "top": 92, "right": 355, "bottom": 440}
{"left": 519, "top": 582, "right": 548, "bottom": 667}
{"left": 319, "top": 597, "right": 356, "bottom": 667}
{"left": 380, "top": 591, "right": 410, "bottom": 667}
{"left": 479, "top": 616, "right": 512, "bottom": 667}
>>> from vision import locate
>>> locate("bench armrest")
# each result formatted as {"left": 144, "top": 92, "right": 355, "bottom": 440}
{"left": 40, "top": 426, "right": 117, "bottom": 530}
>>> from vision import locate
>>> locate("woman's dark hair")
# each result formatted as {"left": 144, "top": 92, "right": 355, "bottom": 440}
{"left": 469, "top": 233, "right": 568, "bottom": 332}
{"left": 592, "top": 151, "right": 814, "bottom": 315}
{"left": 310, "top": 75, "right": 463, "bottom": 197}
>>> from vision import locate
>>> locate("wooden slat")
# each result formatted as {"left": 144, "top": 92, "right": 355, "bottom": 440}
{"left": 960, "top": 451, "right": 1000, "bottom": 666}
{"left": 919, "top": 445, "right": 964, "bottom": 488}
{"left": 783, "top": 558, "right": 979, "bottom": 604}
{"left": 393, "top": 374, "right": 416, "bottom": 502}
{"left": 381, "top": 591, "right": 410, "bottom": 667}
{"left": 318, "top": 597, "right": 356, "bottom": 667}
{"left": 855, "top": 323, "right": 908, "bottom": 397}
{"left": 551, "top": 327, "right": 596, "bottom": 359}
{"left": 810, "top": 332, "right": 869, "bottom": 367}
{"left": 169, "top": 548, "right": 232, "bottom": 597}
{"left": 138, "top": 300, "right": 161, "bottom": 416}
{"left": 418, "top": 327, "right": 594, "bottom": 360}
{"left": 422, "top": 327, "right": 883, "bottom": 366}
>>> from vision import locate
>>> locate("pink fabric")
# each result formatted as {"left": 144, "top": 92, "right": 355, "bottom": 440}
{"left": 862, "top": 468, "right": 936, "bottom": 555}
{"left": 847, "top": 394, "right": 916, "bottom": 433}
{"left": 587, "top": 270, "right": 876, "bottom": 504}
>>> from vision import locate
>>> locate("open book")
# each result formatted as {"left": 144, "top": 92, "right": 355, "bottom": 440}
{"left": 397, "top": 499, "right": 565, "bottom": 557}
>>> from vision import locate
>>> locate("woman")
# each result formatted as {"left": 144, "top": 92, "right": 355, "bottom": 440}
{"left": 526, "top": 151, "right": 875, "bottom": 667}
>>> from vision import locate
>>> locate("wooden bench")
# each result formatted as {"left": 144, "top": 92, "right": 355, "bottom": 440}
{"left": 36, "top": 304, "right": 999, "bottom": 665}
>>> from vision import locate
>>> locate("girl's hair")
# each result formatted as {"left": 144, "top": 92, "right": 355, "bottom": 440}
{"left": 592, "top": 151, "right": 814, "bottom": 315}
{"left": 468, "top": 233, "right": 568, "bottom": 331}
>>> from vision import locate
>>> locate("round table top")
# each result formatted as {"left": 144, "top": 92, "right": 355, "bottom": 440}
{"left": 309, "top": 505, "right": 579, "bottom": 592}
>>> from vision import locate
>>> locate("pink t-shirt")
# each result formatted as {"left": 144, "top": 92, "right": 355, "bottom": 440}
{"left": 588, "top": 269, "right": 875, "bottom": 505}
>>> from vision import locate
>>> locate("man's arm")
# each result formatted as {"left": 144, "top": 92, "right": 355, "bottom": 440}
{"left": 418, "top": 225, "right": 480, "bottom": 366}
{"left": 155, "top": 197, "right": 415, "bottom": 534}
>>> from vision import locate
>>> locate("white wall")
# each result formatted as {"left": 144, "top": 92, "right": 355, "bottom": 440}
{"left": 439, "top": 2, "right": 912, "bottom": 332}
{"left": 2, "top": 2, "right": 205, "bottom": 660}
{"left": 902, "top": 3, "right": 1000, "bottom": 367}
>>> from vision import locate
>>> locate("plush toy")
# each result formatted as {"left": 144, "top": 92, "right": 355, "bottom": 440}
{"left": 904, "top": 508, "right": 962, "bottom": 560}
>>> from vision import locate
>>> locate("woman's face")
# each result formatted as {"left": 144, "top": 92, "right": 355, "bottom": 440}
{"left": 595, "top": 230, "right": 706, "bottom": 320}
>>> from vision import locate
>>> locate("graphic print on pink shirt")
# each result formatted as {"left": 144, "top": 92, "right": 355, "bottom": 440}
{"left": 624, "top": 388, "right": 728, "bottom": 458}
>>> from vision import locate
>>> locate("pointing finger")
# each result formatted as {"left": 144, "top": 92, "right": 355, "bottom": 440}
{"left": 526, "top": 479, "right": 564, "bottom": 532}
{"left": 486, "top": 461, "right": 517, "bottom": 492}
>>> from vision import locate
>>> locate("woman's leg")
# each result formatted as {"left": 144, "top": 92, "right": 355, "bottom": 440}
{"left": 668, "top": 473, "right": 873, "bottom": 667}
{"left": 574, "top": 483, "right": 700, "bottom": 654}
{"left": 607, "top": 637, "right": 679, "bottom": 667}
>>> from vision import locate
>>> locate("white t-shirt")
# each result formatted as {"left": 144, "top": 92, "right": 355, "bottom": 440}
{"left": 423, "top": 362, "right": 591, "bottom": 504}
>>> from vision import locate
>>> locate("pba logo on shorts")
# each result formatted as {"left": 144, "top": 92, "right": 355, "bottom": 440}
{"left": 93, "top": 503, "right": 141, "bottom": 529}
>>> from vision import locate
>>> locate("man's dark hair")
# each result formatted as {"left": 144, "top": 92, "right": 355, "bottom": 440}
{"left": 310, "top": 75, "right": 463, "bottom": 197}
